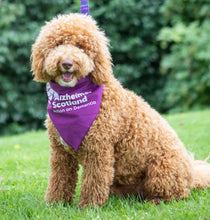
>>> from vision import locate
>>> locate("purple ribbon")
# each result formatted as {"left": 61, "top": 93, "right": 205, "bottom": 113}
{"left": 80, "top": 0, "right": 89, "bottom": 15}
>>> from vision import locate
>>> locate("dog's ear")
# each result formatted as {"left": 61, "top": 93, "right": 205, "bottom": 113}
{"left": 31, "top": 42, "right": 51, "bottom": 82}
{"left": 91, "top": 31, "right": 113, "bottom": 85}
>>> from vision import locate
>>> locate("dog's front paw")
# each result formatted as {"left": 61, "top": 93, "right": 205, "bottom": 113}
{"left": 45, "top": 192, "right": 73, "bottom": 205}
{"left": 79, "top": 192, "right": 107, "bottom": 207}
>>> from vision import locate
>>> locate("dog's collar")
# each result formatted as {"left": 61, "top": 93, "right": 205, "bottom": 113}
{"left": 46, "top": 75, "right": 103, "bottom": 151}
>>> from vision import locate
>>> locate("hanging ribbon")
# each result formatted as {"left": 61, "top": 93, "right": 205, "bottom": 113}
{"left": 80, "top": 0, "right": 89, "bottom": 15}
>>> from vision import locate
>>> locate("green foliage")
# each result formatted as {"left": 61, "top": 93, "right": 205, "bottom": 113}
{"left": 160, "top": 0, "right": 210, "bottom": 24}
{"left": 0, "top": 111, "right": 210, "bottom": 219}
{"left": 0, "top": 0, "right": 72, "bottom": 135}
{"left": 158, "top": 0, "right": 210, "bottom": 112}
{"left": 1, "top": 0, "right": 209, "bottom": 134}
{"left": 90, "top": 0, "right": 165, "bottom": 110}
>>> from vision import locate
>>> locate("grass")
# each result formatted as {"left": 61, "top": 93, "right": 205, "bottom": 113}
{"left": 0, "top": 110, "right": 210, "bottom": 219}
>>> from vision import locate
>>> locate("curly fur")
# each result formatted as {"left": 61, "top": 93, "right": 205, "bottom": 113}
{"left": 31, "top": 13, "right": 210, "bottom": 207}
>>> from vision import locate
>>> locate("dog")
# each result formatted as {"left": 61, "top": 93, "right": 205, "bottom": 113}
{"left": 31, "top": 13, "right": 210, "bottom": 207}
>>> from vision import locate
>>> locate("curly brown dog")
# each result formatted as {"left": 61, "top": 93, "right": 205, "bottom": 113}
{"left": 31, "top": 13, "right": 210, "bottom": 207}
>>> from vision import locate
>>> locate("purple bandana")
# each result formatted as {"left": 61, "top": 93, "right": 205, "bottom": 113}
{"left": 47, "top": 76, "right": 103, "bottom": 151}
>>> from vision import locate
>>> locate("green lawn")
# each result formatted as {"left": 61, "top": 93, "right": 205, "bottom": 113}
{"left": 0, "top": 110, "right": 210, "bottom": 220}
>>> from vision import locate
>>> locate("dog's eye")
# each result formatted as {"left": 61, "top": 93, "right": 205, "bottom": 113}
{"left": 77, "top": 44, "right": 82, "bottom": 49}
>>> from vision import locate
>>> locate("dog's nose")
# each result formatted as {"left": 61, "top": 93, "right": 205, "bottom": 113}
{"left": 62, "top": 60, "right": 73, "bottom": 70}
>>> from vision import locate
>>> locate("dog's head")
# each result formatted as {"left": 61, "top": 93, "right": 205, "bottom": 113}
{"left": 31, "top": 13, "right": 112, "bottom": 87}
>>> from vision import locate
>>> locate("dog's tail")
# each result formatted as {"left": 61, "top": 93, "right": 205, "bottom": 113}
{"left": 191, "top": 156, "right": 210, "bottom": 189}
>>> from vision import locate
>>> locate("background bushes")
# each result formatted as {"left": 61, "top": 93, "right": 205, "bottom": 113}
{"left": 159, "top": 0, "right": 210, "bottom": 112}
{"left": 0, "top": 0, "right": 209, "bottom": 135}
{"left": 91, "top": 0, "right": 165, "bottom": 111}
{"left": 0, "top": 0, "right": 71, "bottom": 134}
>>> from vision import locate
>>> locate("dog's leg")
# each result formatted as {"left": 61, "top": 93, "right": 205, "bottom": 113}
{"left": 79, "top": 146, "right": 114, "bottom": 207}
{"left": 45, "top": 147, "right": 79, "bottom": 204}
{"left": 142, "top": 159, "right": 193, "bottom": 203}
